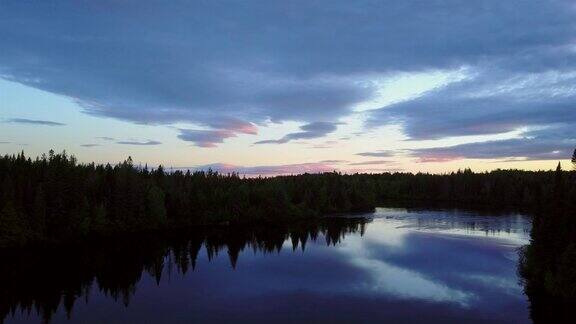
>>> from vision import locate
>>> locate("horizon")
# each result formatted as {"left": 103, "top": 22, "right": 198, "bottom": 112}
{"left": 1, "top": 1, "right": 575, "bottom": 176}
{"left": 4, "top": 149, "right": 571, "bottom": 178}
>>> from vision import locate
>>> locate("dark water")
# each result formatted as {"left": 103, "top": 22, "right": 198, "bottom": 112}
{"left": 2, "top": 208, "right": 532, "bottom": 323}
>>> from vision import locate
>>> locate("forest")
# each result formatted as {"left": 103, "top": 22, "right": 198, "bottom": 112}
{"left": 1, "top": 150, "right": 575, "bottom": 309}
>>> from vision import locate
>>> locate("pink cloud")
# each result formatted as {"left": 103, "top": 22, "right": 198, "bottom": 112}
{"left": 178, "top": 118, "right": 258, "bottom": 147}
{"left": 207, "top": 117, "right": 258, "bottom": 135}
{"left": 177, "top": 160, "right": 404, "bottom": 177}
{"left": 182, "top": 162, "right": 336, "bottom": 177}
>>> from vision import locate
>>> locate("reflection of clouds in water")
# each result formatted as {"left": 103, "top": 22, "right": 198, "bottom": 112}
{"left": 362, "top": 220, "right": 410, "bottom": 248}
{"left": 336, "top": 236, "right": 475, "bottom": 306}
{"left": 329, "top": 209, "right": 532, "bottom": 307}
{"left": 461, "top": 274, "right": 523, "bottom": 297}
{"left": 260, "top": 210, "right": 526, "bottom": 309}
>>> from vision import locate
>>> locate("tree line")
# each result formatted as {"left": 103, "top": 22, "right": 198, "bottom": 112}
{"left": 0, "top": 150, "right": 376, "bottom": 248}
{"left": 1, "top": 150, "right": 575, "bottom": 249}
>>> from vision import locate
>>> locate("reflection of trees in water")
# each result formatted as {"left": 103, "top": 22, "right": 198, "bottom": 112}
{"left": 0, "top": 218, "right": 368, "bottom": 323}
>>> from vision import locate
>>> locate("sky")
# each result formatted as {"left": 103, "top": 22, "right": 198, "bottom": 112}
{"left": 1, "top": 0, "right": 575, "bottom": 176}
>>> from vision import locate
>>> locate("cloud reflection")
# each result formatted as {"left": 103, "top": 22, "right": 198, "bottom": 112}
{"left": 337, "top": 235, "right": 474, "bottom": 306}
{"left": 328, "top": 208, "right": 530, "bottom": 307}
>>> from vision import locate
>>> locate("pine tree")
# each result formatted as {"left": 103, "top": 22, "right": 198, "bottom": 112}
{"left": 571, "top": 148, "right": 576, "bottom": 170}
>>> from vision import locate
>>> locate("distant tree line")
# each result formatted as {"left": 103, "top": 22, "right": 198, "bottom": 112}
{"left": 1, "top": 150, "right": 575, "bottom": 249}
{"left": 0, "top": 151, "right": 376, "bottom": 248}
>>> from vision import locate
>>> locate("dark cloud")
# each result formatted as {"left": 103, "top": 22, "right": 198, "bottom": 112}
{"left": 319, "top": 160, "right": 348, "bottom": 164}
{"left": 5, "top": 118, "right": 65, "bottom": 126}
{"left": 349, "top": 160, "right": 396, "bottom": 166}
{"left": 0, "top": 141, "right": 10, "bottom": 144}
{"left": 178, "top": 129, "right": 236, "bottom": 148}
{"left": 80, "top": 144, "right": 100, "bottom": 147}
{"left": 116, "top": 140, "right": 161, "bottom": 146}
{"left": 96, "top": 137, "right": 115, "bottom": 141}
{"left": 255, "top": 122, "right": 340, "bottom": 145}
{"left": 2, "top": 1, "right": 575, "bottom": 146}
{"left": 411, "top": 124, "right": 576, "bottom": 162}
{"left": 177, "top": 118, "right": 257, "bottom": 147}
{"left": 367, "top": 70, "right": 576, "bottom": 140}
{"left": 202, "top": 118, "right": 257, "bottom": 135}
{"left": 356, "top": 150, "right": 398, "bottom": 157}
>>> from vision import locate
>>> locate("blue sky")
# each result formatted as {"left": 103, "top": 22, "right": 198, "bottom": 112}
{"left": 1, "top": 1, "right": 575, "bottom": 175}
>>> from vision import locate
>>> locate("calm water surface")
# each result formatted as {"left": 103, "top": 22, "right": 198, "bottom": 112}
{"left": 3, "top": 207, "right": 532, "bottom": 323}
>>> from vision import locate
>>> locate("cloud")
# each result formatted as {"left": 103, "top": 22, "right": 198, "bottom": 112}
{"left": 116, "top": 140, "right": 161, "bottom": 146}
{"left": 319, "top": 160, "right": 348, "bottom": 164}
{"left": 182, "top": 160, "right": 404, "bottom": 176}
{"left": 349, "top": 160, "right": 396, "bottom": 166}
{"left": 176, "top": 117, "right": 258, "bottom": 147}
{"left": 356, "top": 150, "right": 398, "bottom": 158}
{"left": 96, "top": 136, "right": 115, "bottom": 141}
{"left": 410, "top": 124, "right": 576, "bottom": 162}
{"left": 186, "top": 162, "right": 337, "bottom": 176}
{"left": 309, "top": 140, "right": 340, "bottom": 149}
{"left": 255, "top": 122, "right": 340, "bottom": 144}
{"left": 1, "top": 1, "right": 576, "bottom": 147}
{"left": 367, "top": 70, "right": 576, "bottom": 140}
{"left": 80, "top": 144, "right": 100, "bottom": 147}
{"left": 5, "top": 118, "right": 65, "bottom": 126}
{"left": 203, "top": 118, "right": 257, "bottom": 135}
{"left": 178, "top": 129, "right": 237, "bottom": 148}
{"left": 0, "top": 141, "right": 10, "bottom": 144}
{"left": 346, "top": 167, "right": 405, "bottom": 174}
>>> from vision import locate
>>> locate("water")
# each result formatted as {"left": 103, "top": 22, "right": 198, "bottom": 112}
{"left": 1, "top": 207, "right": 532, "bottom": 323}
